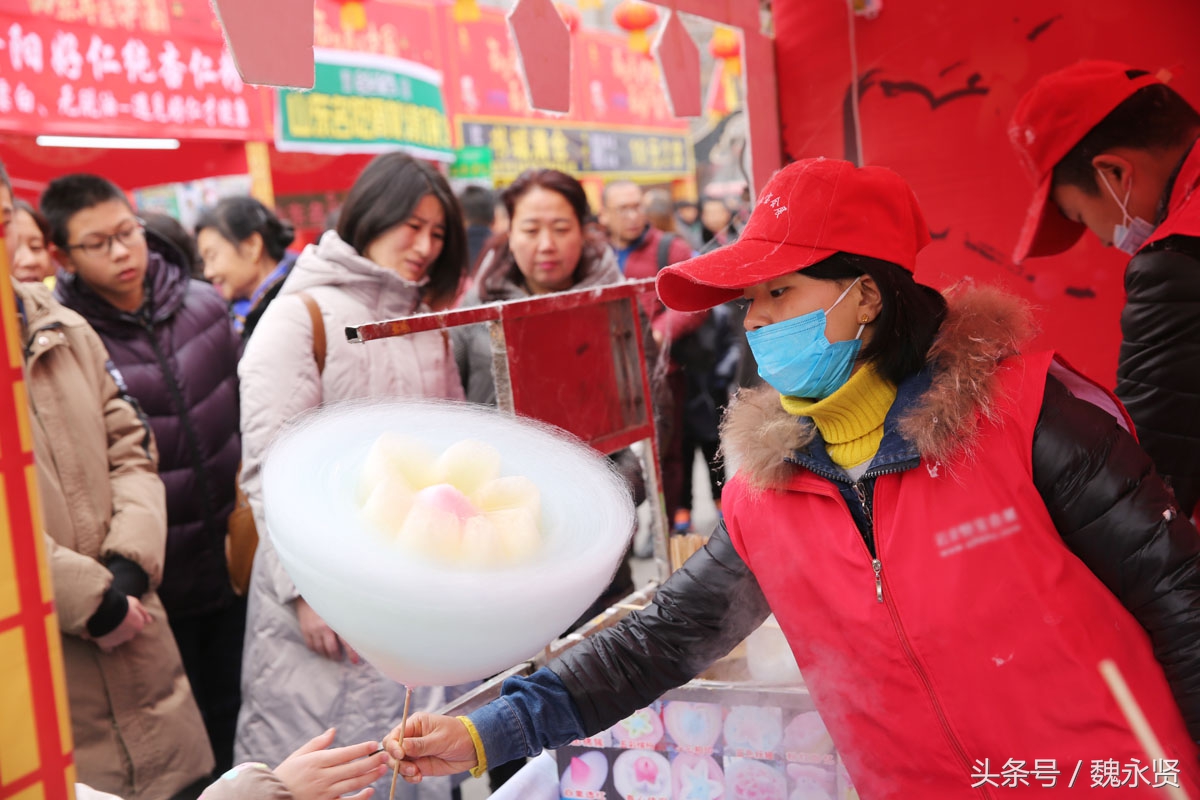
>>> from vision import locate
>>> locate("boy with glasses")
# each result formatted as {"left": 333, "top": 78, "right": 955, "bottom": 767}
{"left": 43, "top": 173, "right": 245, "bottom": 782}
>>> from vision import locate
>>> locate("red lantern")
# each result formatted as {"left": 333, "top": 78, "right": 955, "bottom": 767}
{"left": 332, "top": 0, "right": 368, "bottom": 32}
{"left": 709, "top": 25, "right": 741, "bottom": 75}
{"left": 556, "top": 2, "right": 581, "bottom": 34}
{"left": 453, "top": 0, "right": 481, "bottom": 23}
{"left": 613, "top": 1, "right": 659, "bottom": 55}
{"left": 707, "top": 25, "right": 741, "bottom": 118}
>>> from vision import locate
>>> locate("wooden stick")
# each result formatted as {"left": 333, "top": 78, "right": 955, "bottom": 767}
{"left": 388, "top": 685, "right": 413, "bottom": 800}
{"left": 1098, "top": 660, "right": 1191, "bottom": 800}
{"left": 615, "top": 603, "right": 648, "bottom": 612}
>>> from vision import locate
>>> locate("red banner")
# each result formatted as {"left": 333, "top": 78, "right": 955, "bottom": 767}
{"left": 575, "top": 30, "right": 686, "bottom": 128}
{"left": 439, "top": 6, "right": 688, "bottom": 133}
{"left": 0, "top": 0, "right": 269, "bottom": 140}
{"left": 312, "top": 0, "right": 444, "bottom": 66}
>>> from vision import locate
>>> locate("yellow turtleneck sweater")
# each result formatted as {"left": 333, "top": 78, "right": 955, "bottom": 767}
{"left": 779, "top": 364, "right": 898, "bottom": 469}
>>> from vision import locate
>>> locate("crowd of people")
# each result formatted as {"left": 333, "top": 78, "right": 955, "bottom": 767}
{"left": 5, "top": 58, "right": 1200, "bottom": 800}
{"left": 4, "top": 147, "right": 746, "bottom": 800}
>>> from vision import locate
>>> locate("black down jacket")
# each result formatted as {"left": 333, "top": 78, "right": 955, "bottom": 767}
{"left": 1119, "top": 232, "right": 1200, "bottom": 518}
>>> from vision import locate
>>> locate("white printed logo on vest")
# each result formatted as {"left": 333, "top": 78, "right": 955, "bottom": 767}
{"left": 934, "top": 507, "right": 1021, "bottom": 558}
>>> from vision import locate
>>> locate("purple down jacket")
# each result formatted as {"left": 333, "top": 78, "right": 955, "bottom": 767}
{"left": 56, "top": 233, "right": 241, "bottom": 618}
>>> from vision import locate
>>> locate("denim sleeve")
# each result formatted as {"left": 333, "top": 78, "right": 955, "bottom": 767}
{"left": 467, "top": 522, "right": 767, "bottom": 765}
{"left": 466, "top": 667, "right": 586, "bottom": 768}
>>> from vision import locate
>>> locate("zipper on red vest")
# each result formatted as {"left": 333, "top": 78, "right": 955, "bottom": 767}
{"left": 851, "top": 476, "right": 993, "bottom": 799}
{"left": 851, "top": 481, "right": 884, "bottom": 602}
{"left": 881, "top": 571, "right": 992, "bottom": 798}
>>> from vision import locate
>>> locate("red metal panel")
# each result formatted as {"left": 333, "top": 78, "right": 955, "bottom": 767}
{"left": 346, "top": 279, "right": 655, "bottom": 341}
{"left": 345, "top": 280, "right": 659, "bottom": 453}
{"left": 743, "top": 27, "right": 783, "bottom": 195}
{"left": 504, "top": 297, "right": 650, "bottom": 447}
{"left": 508, "top": 0, "right": 572, "bottom": 113}
{"left": 673, "top": 0, "right": 759, "bottom": 30}
{"left": 211, "top": 0, "right": 313, "bottom": 89}
{"left": 654, "top": 10, "right": 703, "bottom": 119}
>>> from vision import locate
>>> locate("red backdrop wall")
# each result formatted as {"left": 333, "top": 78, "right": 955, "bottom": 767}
{"left": 772, "top": 0, "right": 1200, "bottom": 387}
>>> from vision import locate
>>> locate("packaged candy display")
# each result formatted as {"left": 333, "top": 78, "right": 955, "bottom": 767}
{"left": 612, "top": 751, "right": 672, "bottom": 799}
{"left": 561, "top": 751, "right": 610, "bottom": 799}
{"left": 556, "top": 686, "right": 858, "bottom": 800}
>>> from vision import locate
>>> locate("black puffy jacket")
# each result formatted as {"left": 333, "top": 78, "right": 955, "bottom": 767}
{"left": 56, "top": 234, "right": 241, "bottom": 619}
{"left": 1119, "top": 233, "right": 1200, "bottom": 517}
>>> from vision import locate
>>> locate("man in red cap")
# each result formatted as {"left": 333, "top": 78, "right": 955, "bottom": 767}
{"left": 380, "top": 158, "right": 1200, "bottom": 799}
{"left": 1010, "top": 59, "right": 1200, "bottom": 517}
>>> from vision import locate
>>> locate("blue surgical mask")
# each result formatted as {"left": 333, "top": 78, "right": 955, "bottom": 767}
{"left": 1098, "top": 171, "right": 1157, "bottom": 256}
{"left": 746, "top": 277, "right": 866, "bottom": 399}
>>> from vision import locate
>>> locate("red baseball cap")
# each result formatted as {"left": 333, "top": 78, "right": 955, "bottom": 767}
{"left": 656, "top": 158, "right": 931, "bottom": 312}
{"left": 1010, "top": 60, "right": 1164, "bottom": 263}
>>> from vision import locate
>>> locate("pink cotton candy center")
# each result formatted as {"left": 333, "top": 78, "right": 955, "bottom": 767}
{"left": 416, "top": 483, "right": 479, "bottom": 522}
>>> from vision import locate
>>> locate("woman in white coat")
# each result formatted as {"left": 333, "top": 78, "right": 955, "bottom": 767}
{"left": 234, "top": 152, "right": 468, "bottom": 800}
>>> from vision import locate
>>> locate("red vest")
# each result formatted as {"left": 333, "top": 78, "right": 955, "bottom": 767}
{"left": 1142, "top": 141, "right": 1200, "bottom": 250}
{"left": 723, "top": 352, "right": 1199, "bottom": 798}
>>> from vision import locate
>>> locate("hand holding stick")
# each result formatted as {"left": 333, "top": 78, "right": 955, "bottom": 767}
{"left": 388, "top": 686, "right": 412, "bottom": 800}
{"left": 384, "top": 713, "right": 481, "bottom": 784}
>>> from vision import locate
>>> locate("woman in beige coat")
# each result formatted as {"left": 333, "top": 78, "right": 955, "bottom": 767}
{"left": 235, "top": 153, "right": 469, "bottom": 800}
{"left": 17, "top": 277, "right": 213, "bottom": 800}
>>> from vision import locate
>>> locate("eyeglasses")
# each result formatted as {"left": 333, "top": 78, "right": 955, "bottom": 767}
{"left": 66, "top": 219, "right": 145, "bottom": 258}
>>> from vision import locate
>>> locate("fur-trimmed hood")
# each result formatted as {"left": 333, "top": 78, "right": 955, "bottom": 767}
{"left": 721, "top": 285, "right": 1038, "bottom": 490}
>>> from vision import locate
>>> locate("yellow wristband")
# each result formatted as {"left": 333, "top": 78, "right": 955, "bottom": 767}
{"left": 457, "top": 715, "right": 488, "bottom": 779}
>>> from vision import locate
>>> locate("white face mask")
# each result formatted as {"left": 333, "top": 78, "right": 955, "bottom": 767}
{"left": 1097, "top": 170, "right": 1157, "bottom": 256}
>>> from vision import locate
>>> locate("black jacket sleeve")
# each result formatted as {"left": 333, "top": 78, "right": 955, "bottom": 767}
{"left": 105, "top": 555, "right": 149, "bottom": 598}
{"left": 1117, "top": 238, "right": 1200, "bottom": 517}
{"left": 551, "top": 521, "right": 771, "bottom": 733}
{"left": 86, "top": 588, "right": 130, "bottom": 637}
{"left": 1033, "top": 374, "right": 1200, "bottom": 743}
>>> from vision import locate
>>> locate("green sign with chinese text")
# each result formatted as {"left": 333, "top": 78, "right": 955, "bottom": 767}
{"left": 449, "top": 146, "right": 493, "bottom": 181}
{"left": 276, "top": 48, "right": 453, "bottom": 162}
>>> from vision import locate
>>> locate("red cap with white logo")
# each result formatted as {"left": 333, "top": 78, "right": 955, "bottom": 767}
{"left": 1009, "top": 60, "right": 1164, "bottom": 263}
{"left": 656, "top": 158, "right": 931, "bottom": 312}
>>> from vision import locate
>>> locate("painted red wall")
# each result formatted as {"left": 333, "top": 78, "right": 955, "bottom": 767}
{"left": 772, "top": 0, "right": 1200, "bottom": 387}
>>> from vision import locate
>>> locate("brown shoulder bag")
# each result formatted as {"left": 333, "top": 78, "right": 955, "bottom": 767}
{"left": 226, "top": 292, "right": 326, "bottom": 595}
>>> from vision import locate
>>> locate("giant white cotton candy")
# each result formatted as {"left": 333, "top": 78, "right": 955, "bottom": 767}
{"left": 432, "top": 439, "right": 503, "bottom": 496}
{"left": 261, "top": 400, "right": 635, "bottom": 686}
{"left": 357, "top": 431, "right": 435, "bottom": 502}
{"left": 360, "top": 471, "right": 416, "bottom": 537}
{"left": 473, "top": 475, "right": 541, "bottom": 518}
